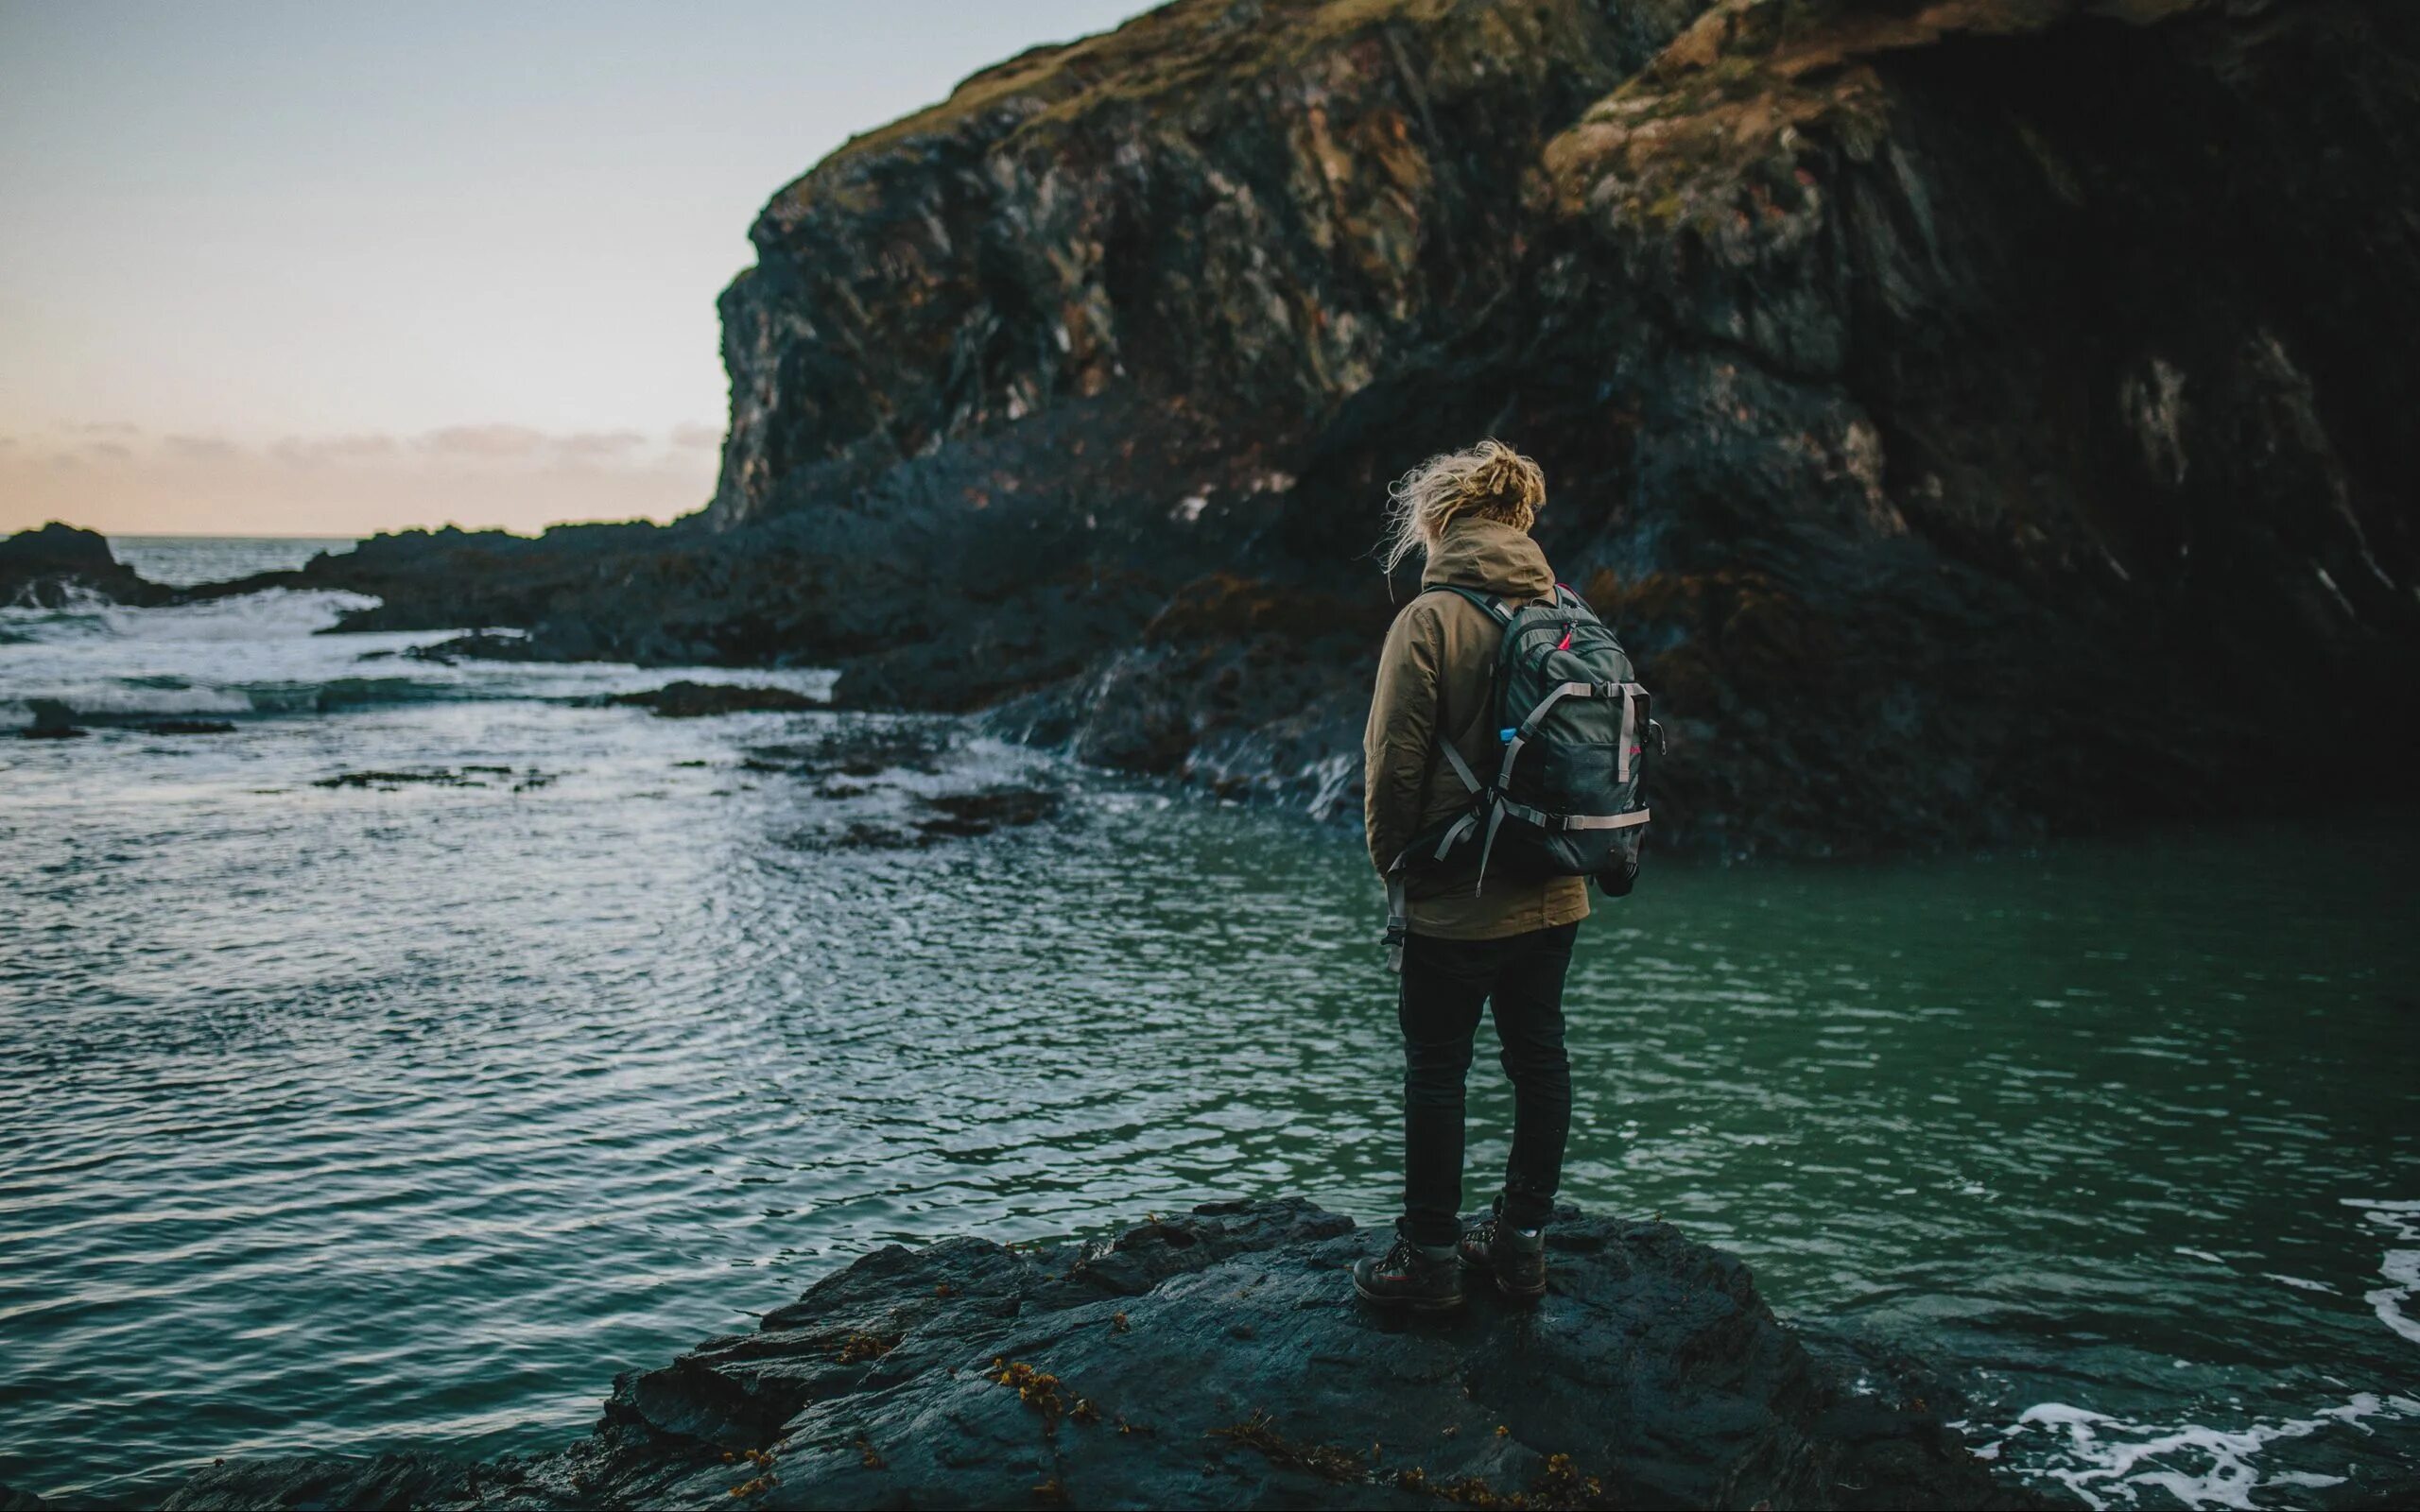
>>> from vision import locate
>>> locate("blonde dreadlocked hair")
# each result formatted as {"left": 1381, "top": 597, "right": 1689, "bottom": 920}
{"left": 1376, "top": 438, "right": 1547, "bottom": 576}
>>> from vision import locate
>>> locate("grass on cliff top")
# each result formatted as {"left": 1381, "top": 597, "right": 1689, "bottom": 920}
{"left": 784, "top": 0, "right": 1585, "bottom": 184}
{"left": 1541, "top": 0, "right": 2151, "bottom": 224}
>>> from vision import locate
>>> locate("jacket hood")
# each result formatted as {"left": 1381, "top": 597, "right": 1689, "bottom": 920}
{"left": 1420, "top": 515, "right": 1555, "bottom": 601}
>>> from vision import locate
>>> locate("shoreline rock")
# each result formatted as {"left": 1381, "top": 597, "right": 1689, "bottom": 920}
{"left": 0, "top": 523, "right": 170, "bottom": 610}
{"left": 153, "top": 1198, "right": 2042, "bottom": 1511}
{"left": 602, "top": 681, "right": 823, "bottom": 718}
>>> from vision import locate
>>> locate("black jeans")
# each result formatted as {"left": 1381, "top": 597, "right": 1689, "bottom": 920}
{"left": 1395, "top": 921, "right": 1578, "bottom": 1247}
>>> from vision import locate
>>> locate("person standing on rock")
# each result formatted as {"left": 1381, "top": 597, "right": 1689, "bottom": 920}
{"left": 1353, "top": 439, "right": 1583, "bottom": 1312}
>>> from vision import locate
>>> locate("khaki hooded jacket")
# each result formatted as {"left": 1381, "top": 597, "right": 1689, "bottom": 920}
{"left": 1362, "top": 516, "right": 1590, "bottom": 939}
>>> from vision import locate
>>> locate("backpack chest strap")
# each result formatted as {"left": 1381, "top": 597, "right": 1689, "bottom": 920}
{"left": 1496, "top": 798, "right": 1653, "bottom": 833}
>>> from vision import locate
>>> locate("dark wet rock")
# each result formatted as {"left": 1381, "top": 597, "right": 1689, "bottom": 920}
{"left": 12, "top": 699, "right": 237, "bottom": 738}
{"left": 834, "top": 820, "right": 927, "bottom": 850}
{"left": 143, "top": 1, "right": 2420, "bottom": 859}
{"left": 828, "top": 788, "right": 1060, "bottom": 849}
{"left": 161, "top": 1453, "right": 482, "bottom": 1510}
{"left": 0, "top": 523, "right": 170, "bottom": 608}
{"left": 313, "top": 768, "right": 475, "bottom": 789}
{"left": 132, "top": 719, "right": 237, "bottom": 736}
{"left": 913, "top": 786, "right": 1061, "bottom": 837}
{"left": 605, "top": 681, "right": 821, "bottom": 718}
{"left": 310, "top": 767, "right": 545, "bottom": 790}
{"left": 15, "top": 699, "right": 87, "bottom": 740}
{"left": 165, "top": 1197, "right": 2041, "bottom": 1510}
{"left": 405, "top": 632, "right": 544, "bottom": 664}
{"left": 742, "top": 725, "right": 949, "bottom": 779}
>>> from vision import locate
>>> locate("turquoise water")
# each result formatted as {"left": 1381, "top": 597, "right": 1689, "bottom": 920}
{"left": 1, "top": 540, "right": 2415, "bottom": 1506}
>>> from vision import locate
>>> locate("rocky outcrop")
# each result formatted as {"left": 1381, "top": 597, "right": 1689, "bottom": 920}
{"left": 158, "top": 1198, "right": 2036, "bottom": 1510}
{"left": 679, "top": 0, "right": 2420, "bottom": 855}
{"left": 709, "top": 0, "right": 1704, "bottom": 526}
{"left": 0, "top": 523, "right": 168, "bottom": 609}
{"left": 112, "top": 0, "right": 2420, "bottom": 857}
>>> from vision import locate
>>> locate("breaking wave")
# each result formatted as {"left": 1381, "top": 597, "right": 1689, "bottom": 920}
{"left": 1981, "top": 1394, "right": 2418, "bottom": 1510}
{"left": 2344, "top": 1199, "right": 2420, "bottom": 1349}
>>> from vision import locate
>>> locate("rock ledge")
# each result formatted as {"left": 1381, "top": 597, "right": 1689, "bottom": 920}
{"left": 149, "top": 1197, "right": 2036, "bottom": 1510}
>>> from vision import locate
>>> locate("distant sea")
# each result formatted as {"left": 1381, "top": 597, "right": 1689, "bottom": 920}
{"left": 106, "top": 534, "right": 355, "bottom": 588}
{"left": 1, "top": 537, "right": 2414, "bottom": 1507}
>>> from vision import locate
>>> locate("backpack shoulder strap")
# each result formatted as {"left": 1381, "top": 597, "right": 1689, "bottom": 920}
{"left": 1424, "top": 583, "right": 1516, "bottom": 627}
{"left": 1396, "top": 585, "right": 1509, "bottom": 798}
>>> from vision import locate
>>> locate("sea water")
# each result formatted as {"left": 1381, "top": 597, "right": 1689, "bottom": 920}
{"left": 3, "top": 538, "right": 2414, "bottom": 1505}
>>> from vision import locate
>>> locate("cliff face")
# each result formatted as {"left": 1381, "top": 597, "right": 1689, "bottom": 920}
{"left": 710, "top": 0, "right": 1704, "bottom": 526}
{"left": 1515, "top": 0, "right": 2420, "bottom": 850}
{"left": 679, "top": 0, "right": 2420, "bottom": 854}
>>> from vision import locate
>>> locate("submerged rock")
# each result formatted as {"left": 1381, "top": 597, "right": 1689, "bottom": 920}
{"left": 743, "top": 725, "right": 949, "bottom": 779}
{"left": 163, "top": 1198, "right": 2037, "bottom": 1510}
{"left": 404, "top": 632, "right": 544, "bottom": 664}
{"left": 312, "top": 768, "right": 478, "bottom": 789}
{"left": 914, "top": 786, "right": 1061, "bottom": 837}
{"left": 310, "top": 767, "right": 547, "bottom": 791}
{"left": 132, "top": 719, "right": 237, "bottom": 736}
{"left": 10, "top": 700, "right": 237, "bottom": 739}
{"left": 14, "top": 699, "right": 87, "bottom": 740}
{"left": 604, "top": 681, "right": 821, "bottom": 717}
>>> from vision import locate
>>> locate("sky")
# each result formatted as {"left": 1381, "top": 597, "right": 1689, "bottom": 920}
{"left": 0, "top": 0, "right": 1144, "bottom": 538}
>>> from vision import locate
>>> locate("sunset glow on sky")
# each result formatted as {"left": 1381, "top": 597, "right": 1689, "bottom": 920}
{"left": 0, "top": 0, "right": 1140, "bottom": 537}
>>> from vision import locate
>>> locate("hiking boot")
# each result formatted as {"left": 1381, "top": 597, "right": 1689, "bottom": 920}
{"left": 1458, "top": 1211, "right": 1547, "bottom": 1299}
{"left": 1352, "top": 1236, "right": 1465, "bottom": 1312}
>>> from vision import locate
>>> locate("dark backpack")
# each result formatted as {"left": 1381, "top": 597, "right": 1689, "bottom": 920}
{"left": 1383, "top": 582, "right": 1662, "bottom": 970}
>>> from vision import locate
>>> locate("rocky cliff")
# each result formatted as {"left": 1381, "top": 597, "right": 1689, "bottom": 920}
{"left": 136, "top": 1199, "right": 2036, "bottom": 1511}
{"left": 147, "top": 0, "right": 2420, "bottom": 856}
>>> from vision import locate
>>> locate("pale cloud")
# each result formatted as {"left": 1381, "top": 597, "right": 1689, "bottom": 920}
{"left": 63, "top": 420, "right": 141, "bottom": 437}
{"left": 557, "top": 429, "right": 648, "bottom": 458}
{"left": 416, "top": 423, "right": 548, "bottom": 459}
{"left": 3, "top": 422, "right": 718, "bottom": 535}
{"left": 264, "top": 425, "right": 689, "bottom": 468}
{"left": 273, "top": 433, "right": 401, "bottom": 465}
{"left": 669, "top": 421, "right": 724, "bottom": 449}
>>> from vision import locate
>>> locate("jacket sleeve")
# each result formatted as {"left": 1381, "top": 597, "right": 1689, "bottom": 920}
{"left": 1363, "top": 599, "right": 1443, "bottom": 876}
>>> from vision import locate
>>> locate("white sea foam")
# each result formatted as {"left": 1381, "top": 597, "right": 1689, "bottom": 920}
{"left": 17, "top": 681, "right": 253, "bottom": 717}
{"left": 2342, "top": 1199, "right": 2420, "bottom": 1347}
{"left": 1999, "top": 1394, "right": 2406, "bottom": 1509}
{"left": 0, "top": 582, "right": 119, "bottom": 632}
{"left": 99, "top": 589, "right": 380, "bottom": 643}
